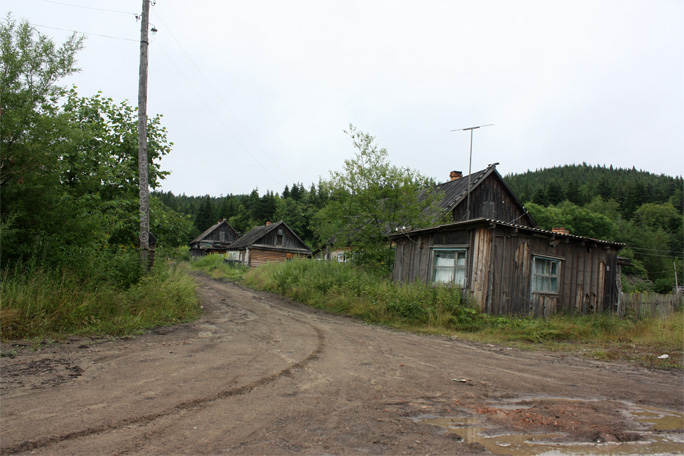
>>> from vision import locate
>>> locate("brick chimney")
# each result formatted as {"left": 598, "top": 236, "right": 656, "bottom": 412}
{"left": 552, "top": 227, "right": 570, "bottom": 235}
{"left": 265, "top": 221, "right": 272, "bottom": 226}
{"left": 449, "top": 170, "right": 463, "bottom": 181}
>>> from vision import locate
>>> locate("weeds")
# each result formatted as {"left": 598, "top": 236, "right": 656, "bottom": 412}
{"left": 1, "top": 259, "right": 199, "bottom": 341}
{"left": 190, "top": 255, "right": 249, "bottom": 282}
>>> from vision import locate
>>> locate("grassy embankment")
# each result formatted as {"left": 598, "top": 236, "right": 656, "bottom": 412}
{"left": 1, "top": 251, "right": 199, "bottom": 343}
{"left": 193, "top": 255, "right": 683, "bottom": 368}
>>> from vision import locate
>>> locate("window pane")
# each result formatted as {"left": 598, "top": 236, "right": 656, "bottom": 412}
{"left": 456, "top": 251, "right": 466, "bottom": 266}
{"left": 434, "top": 268, "right": 453, "bottom": 283}
{"left": 453, "top": 267, "right": 466, "bottom": 286}
{"left": 532, "top": 257, "right": 560, "bottom": 293}
{"left": 435, "top": 251, "right": 455, "bottom": 267}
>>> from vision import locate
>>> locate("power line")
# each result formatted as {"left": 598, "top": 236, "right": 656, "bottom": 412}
{"left": 38, "top": 0, "right": 137, "bottom": 16}
{"left": 165, "top": 156, "right": 322, "bottom": 171}
{"left": 629, "top": 246, "right": 682, "bottom": 253}
{"left": 151, "top": 9, "right": 293, "bottom": 184}
{"left": 31, "top": 23, "right": 137, "bottom": 41}
{"left": 153, "top": 40, "right": 283, "bottom": 188}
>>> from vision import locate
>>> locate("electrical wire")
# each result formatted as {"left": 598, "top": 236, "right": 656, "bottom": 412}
{"left": 153, "top": 40, "right": 283, "bottom": 188}
{"left": 151, "top": 8, "right": 294, "bottom": 184}
{"left": 31, "top": 24, "right": 137, "bottom": 41}
{"left": 165, "top": 156, "right": 321, "bottom": 171}
{"left": 37, "top": 0, "right": 137, "bottom": 16}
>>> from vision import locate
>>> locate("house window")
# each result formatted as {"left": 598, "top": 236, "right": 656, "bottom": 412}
{"left": 277, "top": 229, "right": 284, "bottom": 246}
{"left": 432, "top": 249, "right": 467, "bottom": 286}
{"left": 532, "top": 256, "right": 562, "bottom": 293}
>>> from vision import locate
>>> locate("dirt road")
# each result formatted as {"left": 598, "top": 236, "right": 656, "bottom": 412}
{"left": 1, "top": 275, "right": 683, "bottom": 455}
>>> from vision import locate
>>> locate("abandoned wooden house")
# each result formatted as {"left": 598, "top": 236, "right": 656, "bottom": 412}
{"left": 189, "top": 219, "right": 240, "bottom": 259}
{"left": 390, "top": 165, "right": 625, "bottom": 317}
{"left": 423, "top": 164, "right": 536, "bottom": 226}
{"left": 226, "top": 221, "right": 312, "bottom": 267}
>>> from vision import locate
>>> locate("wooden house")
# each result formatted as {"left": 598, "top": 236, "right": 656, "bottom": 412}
{"left": 390, "top": 219, "right": 625, "bottom": 317}
{"left": 389, "top": 165, "right": 625, "bottom": 317}
{"left": 425, "top": 164, "right": 536, "bottom": 226}
{"left": 189, "top": 219, "right": 240, "bottom": 259}
{"left": 227, "top": 221, "right": 311, "bottom": 267}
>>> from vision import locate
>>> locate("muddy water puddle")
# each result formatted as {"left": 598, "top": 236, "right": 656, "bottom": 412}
{"left": 415, "top": 401, "right": 683, "bottom": 455}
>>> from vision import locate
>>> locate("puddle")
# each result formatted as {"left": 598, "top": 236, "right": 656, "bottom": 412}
{"left": 415, "top": 403, "right": 684, "bottom": 456}
{"left": 629, "top": 405, "right": 684, "bottom": 432}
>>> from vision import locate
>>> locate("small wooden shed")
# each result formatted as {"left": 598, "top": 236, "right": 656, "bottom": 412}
{"left": 227, "top": 221, "right": 311, "bottom": 267}
{"left": 390, "top": 218, "right": 625, "bottom": 317}
{"left": 189, "top": 219, "right": 240, "bottom": 259}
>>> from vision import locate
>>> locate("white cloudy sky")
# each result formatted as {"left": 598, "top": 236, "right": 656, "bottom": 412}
{"left": 5, "top": 0, "right": 684, "bottom": 196}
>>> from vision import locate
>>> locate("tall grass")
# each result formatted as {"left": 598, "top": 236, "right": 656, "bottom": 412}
{"left": 243, "top": 259, "right": 482, "bottom": 330}
{"left": 1, "top": 259, "right": 199, "bottom": 340}
{"left": 190, "top": 254, "right": 250, "bottom": 281}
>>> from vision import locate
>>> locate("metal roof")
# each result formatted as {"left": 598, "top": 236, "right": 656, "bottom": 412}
{"left": 389, "top": 217, "right": 625, "bottom": 248}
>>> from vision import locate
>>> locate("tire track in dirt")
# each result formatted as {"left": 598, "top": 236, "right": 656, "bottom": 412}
{"left": 0, "top": 318, "right": 325, "bottom": 456}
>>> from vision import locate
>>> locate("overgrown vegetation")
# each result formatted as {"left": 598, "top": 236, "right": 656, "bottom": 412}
{"left": 190, "top": 254, "right": 250, "bottom": 282}
{"left": 0, "top": 17, "right": 198, "bottom": 341}
{"left": 0, "top": 257, "right": 199, "bottom": 340}
{"left": 237, "top": 260, "right": 682, "bottom": 368}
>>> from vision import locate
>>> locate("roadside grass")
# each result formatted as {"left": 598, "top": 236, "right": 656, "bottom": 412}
{"left": 238, "top": 259, "right": 683, "bottom": 369}
{"left": 189, "top": 254, "right": 250, "bottom": 281}
{"left": 1, "top": 258, "right": 200, "bottom": 341}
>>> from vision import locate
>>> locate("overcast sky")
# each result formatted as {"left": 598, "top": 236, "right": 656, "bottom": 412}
{"left": 6, "top": 0, "right": 684, "bottom": 196}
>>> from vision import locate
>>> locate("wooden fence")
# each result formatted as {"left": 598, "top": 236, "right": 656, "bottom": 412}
{"left": 617, "top": 292, "right": 684, "bottom": 318}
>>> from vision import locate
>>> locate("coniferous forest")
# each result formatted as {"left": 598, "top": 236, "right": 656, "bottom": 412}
{"left": 155, "top": 164, "right": 683, "bottom": 293}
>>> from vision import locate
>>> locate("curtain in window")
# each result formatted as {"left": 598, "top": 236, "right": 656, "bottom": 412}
{"left": 433, "top": 251, "right": 455, "bottom": 283}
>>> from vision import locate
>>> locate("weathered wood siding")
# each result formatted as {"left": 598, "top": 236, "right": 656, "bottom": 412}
{"left": 248, "top": 249, "right": 306, "bottom": 267}
{"left": 258, "top": 228, "right": 307, "bottom": 250}
{"left": 451, "top": 174, "right": 533, "bottom": 226}
{"left": 486, "top": 227, "right": 619, "bottom": 316}
{"left": 202, "top": 224, "right": 239, "bottom": 243}
{"left": 392, "top": 223, "right": 621, "bottom": 317}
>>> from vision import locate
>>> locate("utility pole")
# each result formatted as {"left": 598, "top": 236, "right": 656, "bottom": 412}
{"left": 451, "top": 124, "right": 493, "bottom": 220}
{"left": 138, "top": 0, "right": 150, "bottom": 269}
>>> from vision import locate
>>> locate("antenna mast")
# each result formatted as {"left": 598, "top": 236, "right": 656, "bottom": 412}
{"left": 451, "top": 124, "right": 494, "bottom": 220}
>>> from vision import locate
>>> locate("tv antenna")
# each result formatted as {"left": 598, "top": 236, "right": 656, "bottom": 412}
{"left": 451, "top": 124, "right": 494, "bottom": 220}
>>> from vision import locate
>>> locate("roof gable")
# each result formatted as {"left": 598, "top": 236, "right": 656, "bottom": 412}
{"left": 426, "top": 165, "right": 537, "bottom": 227}
{"left": 228, "top": 221, "right": 311, "bottom": 253}
{"left": 190, "top": 220, "right": 239, "bottom": 245}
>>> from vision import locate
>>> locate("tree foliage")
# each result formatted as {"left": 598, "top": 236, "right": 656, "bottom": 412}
{"left": 1, "top": 17, "right": 192, "bottom": 272}
{"left": 313, "top": 125, "right": 442, "bottom": 270}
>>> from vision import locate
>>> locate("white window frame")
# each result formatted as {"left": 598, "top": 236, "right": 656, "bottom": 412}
{"left": 531, "top": 255, "right": 563, "bottom": 294}
{"left": 431, "top": 248, "right": 467, "bottom": 286}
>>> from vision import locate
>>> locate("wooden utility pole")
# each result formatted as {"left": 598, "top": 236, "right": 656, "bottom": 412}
{"left": 138, "top": 0, "right": 150, "bottom": 269}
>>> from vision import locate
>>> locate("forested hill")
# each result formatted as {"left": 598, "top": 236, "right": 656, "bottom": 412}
{"left": 503, "top": 164, "right": 683, "bottom": 219}
{"left": 503, "top": 164, "right": 683, "bottom": 293}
